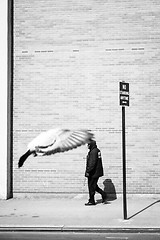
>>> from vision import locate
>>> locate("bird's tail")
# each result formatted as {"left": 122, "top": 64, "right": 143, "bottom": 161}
{"left": 18, "top": 150, "right": 32, "bottom": 168}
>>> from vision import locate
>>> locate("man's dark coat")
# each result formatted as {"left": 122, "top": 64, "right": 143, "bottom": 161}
{"left": 85, "top": 141, "right": 104, "bottom": 178}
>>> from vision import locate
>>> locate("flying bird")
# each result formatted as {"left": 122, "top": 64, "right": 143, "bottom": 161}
{"left": 18, "top": 128, "right": 94, "bottom": 168}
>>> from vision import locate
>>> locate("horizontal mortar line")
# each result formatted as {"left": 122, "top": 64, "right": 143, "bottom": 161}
{"left": 101, "top": 37, "right": 160, "bottom": 41}
{"left": 132, "top": 48, "right": 145, "bottom": 50}
{"left": 105, "top": 48, "right": 125, "bottom": 51}
{"left": 34, "top": 50, "right": 54, "bottom": 53}
{"left": 21, "top": 48, "right": 146, "bottom": 54}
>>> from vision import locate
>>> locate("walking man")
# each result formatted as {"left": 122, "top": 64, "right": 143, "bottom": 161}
{"left": 85, "top": 140, "right": 107, "bottom": 205}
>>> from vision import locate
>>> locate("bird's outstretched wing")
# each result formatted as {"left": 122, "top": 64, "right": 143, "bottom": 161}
{"left": 35, "top": 129, "right": 94, "bottom": 155}
{"left": 18, "top": 128, "right": 94, "bottom": 168}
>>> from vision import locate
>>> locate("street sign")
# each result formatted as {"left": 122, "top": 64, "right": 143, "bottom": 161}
{"left": 120, "top": 94, "right": 129, "bottom": 106}
{"left": 120, "top": 82, "right": 129, "bottom": 92}
{"left": 119, "top": 82, "right": 129, "bottom": 106}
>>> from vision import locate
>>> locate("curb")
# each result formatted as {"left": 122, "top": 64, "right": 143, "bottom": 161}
{"left": 0, "top": 226, "right": 160, "bottom": 233}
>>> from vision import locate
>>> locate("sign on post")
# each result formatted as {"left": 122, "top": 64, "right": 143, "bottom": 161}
{"left": 119, "top": 82, "right": 129, "bottom": 106}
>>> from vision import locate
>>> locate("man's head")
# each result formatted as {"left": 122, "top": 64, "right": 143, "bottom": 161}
{"left": 87, "top": 140, "right": 97, "bottom": 150}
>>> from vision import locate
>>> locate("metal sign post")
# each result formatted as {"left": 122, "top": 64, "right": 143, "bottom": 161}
{"left": 119, "top": 81, "right": 129, "bottom": 220}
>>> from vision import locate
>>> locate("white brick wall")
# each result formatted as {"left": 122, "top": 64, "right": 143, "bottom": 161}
{"left": 13, "top": 0, "right": 160, "bottom": 194}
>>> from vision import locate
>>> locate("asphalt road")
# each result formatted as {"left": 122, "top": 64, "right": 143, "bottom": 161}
{"left": 0, "top": 232, "right": 160, "bottom": 240}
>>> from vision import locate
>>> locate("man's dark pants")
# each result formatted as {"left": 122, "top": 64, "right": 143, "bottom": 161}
{"left": 88, "top": 176, "right": 105, "bottom": 203}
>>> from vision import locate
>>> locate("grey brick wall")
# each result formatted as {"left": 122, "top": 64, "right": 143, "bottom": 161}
{"left": 13, "top": 0, "right": 160, "bottom": 194}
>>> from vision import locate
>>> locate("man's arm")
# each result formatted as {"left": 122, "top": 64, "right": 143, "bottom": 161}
{"left": 86, "top": 149, "right": 98, "bottom": 173}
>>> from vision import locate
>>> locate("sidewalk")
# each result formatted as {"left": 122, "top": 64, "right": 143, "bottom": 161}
{"left": 0, "top": 194, "right": 160, "bottom": 232}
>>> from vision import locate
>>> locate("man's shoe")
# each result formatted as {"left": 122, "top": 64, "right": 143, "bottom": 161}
{"left": 85, "top": 202, "right": 96, "bottom": 206}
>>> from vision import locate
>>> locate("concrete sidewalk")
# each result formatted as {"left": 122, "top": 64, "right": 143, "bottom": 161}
{"left": 0, "top": 194, "right": 160, "bottom": 232}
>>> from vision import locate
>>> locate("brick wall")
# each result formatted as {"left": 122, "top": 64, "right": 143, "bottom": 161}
{"left": 13, "top": 0, "right": 160, "bottom": 194}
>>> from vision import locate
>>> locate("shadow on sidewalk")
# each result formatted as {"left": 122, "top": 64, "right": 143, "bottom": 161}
{"left": 96, "top": 178, "right": 117, "bottom": 204}
{"left": 127, "top": 200, "right": 160, "bottom": 220}
{"left": 103, "top": 178, "right": 117, "bottom": 201}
